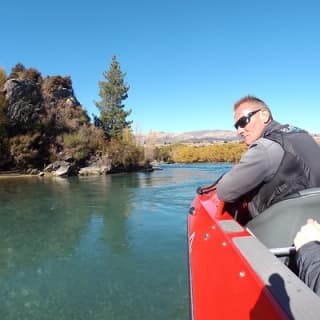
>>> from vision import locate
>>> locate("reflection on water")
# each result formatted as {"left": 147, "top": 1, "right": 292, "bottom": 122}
{"left": 0, "top": 163, "right": 231, "bottom": 320}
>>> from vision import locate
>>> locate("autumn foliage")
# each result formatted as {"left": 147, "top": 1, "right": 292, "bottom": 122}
{"left": 155, "top": 142, "right": 247, "bottom": 163}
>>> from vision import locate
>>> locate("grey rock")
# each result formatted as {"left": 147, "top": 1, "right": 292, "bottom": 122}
{"left": 53, "top": 165, "right": 71, "bottom": 177}
{"left": 78, "top": 166, "right": 109, "bottom": 176}
{"left": 4, "top": 79, "right": 43, "bottom": 125}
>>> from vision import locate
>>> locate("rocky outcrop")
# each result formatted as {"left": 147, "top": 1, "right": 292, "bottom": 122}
{"left": 41, "top": 156, "right": 113, "bottom": 177}
{"left": 4, "top": 78, "right": 43, "bottom": 127}
{"left": 41, "top": 76, "right": 89, "bottom": 131}
{"left": 78, "top": 155, "right": 112, "bottom": 176}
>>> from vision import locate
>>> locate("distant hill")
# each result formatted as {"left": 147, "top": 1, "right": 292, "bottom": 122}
{"left": 137, "top": 130, "right": 320, "bottom": 144}
{"left": 137, "top": 130, "right": 240, "bottom": 144}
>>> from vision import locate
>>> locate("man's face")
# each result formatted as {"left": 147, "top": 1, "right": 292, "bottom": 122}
{"left": 234, "top": 102, "right": 266, "bottom": 145}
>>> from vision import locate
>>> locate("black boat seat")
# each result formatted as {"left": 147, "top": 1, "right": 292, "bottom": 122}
{"left": 246, "top": 188, "right": 320, "bottom": 249}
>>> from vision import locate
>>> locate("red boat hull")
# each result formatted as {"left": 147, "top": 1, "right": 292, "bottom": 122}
{"left": 188, "top": 188, "right": 320, "bottom": 320}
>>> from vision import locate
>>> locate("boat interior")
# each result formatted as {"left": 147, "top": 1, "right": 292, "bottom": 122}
{"left": 246, "top": 188, "right": 320, "bottom": 250}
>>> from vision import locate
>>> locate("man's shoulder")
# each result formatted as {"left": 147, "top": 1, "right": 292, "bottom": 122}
{"left": 249, "top": 137, "right": 282, "bottom": 151}
{"left": 247, "top": 138, "right": 284, "bottom": 164}
{"left": 239, "top": 138, "right": 281, "bottom": 165}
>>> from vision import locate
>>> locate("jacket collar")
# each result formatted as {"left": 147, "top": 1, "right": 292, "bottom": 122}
{"left": 262, "top": 120, "right": 283, "bottom": 137}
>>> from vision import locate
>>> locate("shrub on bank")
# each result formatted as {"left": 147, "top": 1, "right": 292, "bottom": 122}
{"left": 155, "top": 142, "right": 247, "bottom": 163}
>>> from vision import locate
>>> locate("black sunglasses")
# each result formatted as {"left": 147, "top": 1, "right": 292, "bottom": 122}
{"left": 234, "top": 109, "right": 261, "bottom": 130}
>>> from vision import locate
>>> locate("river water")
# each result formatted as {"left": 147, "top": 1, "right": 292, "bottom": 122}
{"left": 0, "top": 163, "right": 232, "bottom": 320}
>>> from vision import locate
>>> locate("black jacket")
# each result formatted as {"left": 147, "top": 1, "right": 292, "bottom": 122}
{"left": 250, "top": 122, "right": 320, "bottom": 215}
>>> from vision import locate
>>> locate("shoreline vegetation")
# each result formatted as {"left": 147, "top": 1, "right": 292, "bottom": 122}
{"left": 3, "top": 134, "right": 320, "bottom": 178}
{"left": 0, "top": 58, "right": 145, "bottom": 176}
{"left": 1, "top": 59, "right": 318, "bottom": 177}
{"left": 0, "top": 141, "right": 248, "bottom": 178}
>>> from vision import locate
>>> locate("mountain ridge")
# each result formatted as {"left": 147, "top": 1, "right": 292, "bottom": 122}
{"left": 137, "top": 130, "right": 240, "bottom": 144}
{"left": 137, "top": 130, "right": 320, "bottom": 144}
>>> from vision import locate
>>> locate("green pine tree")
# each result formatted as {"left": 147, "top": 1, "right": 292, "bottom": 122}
{"left": 95, "top": 55, "right": 132, "bottom": 140}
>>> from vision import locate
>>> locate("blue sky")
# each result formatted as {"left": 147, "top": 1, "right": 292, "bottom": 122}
{"left": 1, "top": 0, "right": 320, "bottom": 133}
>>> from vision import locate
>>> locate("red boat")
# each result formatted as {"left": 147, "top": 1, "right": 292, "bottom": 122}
{"left": 188, "top": 183, "right": 320, "bottom": 319}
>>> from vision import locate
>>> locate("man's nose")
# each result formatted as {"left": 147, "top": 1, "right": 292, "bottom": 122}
{"left": 237, "top": 127, "right": 245, "bottom": 135}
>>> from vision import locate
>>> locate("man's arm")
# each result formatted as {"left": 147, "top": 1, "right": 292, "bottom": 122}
{"left": 295, "top": 242, "right": 320, "bottom": 296}
{"left": 216, "top": 138, "right": 283, "bottom": 202}
{"left": 294, "top": 220, "right": 320, "bottom": 296}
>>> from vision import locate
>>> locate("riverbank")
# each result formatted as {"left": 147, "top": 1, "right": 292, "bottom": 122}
{"left": 0, "top": 162, "right": 157, "bottom": 178}
{"left": 0, "top": 170, "right": 36, "bottom": 178}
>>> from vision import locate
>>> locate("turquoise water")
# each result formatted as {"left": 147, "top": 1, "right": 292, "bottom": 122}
{"left": 0, "top": 163, "right": 232, "bottom": 320}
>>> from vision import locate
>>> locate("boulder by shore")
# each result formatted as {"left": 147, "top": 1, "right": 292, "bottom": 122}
{"left": 0, "top": 161, "right": 159, "bottom": 178}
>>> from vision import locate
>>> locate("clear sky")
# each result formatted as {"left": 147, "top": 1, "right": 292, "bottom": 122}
{"left": 1, "top": 0, "right": 320, "bottom": 134}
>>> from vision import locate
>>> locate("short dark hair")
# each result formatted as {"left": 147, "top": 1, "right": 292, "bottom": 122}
{"left": 234, "top": 95, "right": 273, "bottom": 118}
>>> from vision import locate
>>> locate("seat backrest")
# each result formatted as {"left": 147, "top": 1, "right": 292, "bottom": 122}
{"left": 246, "top": 188, "right": 320, "bottom": 248}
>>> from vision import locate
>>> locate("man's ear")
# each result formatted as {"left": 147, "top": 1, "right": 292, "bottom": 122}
{"left": 260, "top": 109, "right": 271, "bottom": 123}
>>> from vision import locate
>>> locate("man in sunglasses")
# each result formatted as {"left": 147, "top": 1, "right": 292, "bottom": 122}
{"left": 216, "top": 95, "right": 320, "bottom": 218}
